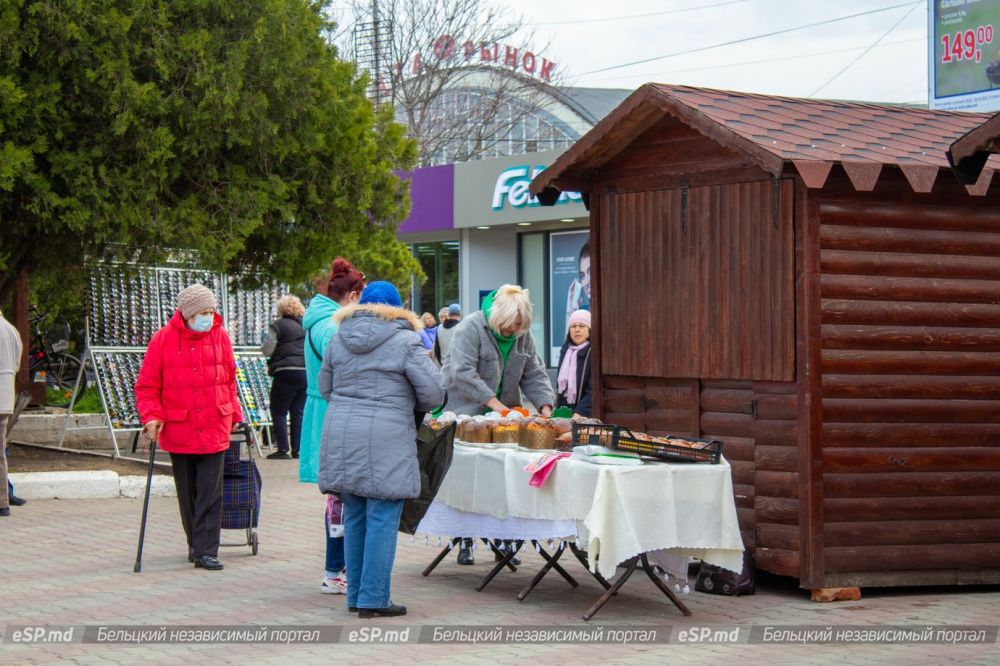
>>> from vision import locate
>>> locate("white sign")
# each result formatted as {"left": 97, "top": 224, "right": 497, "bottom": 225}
{"left": 492, "top": 165, "right": 582, "bottom": 211}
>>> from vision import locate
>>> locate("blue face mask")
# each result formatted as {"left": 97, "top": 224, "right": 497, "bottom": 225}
{"left": 190, "top": 314, "right": 213, "bottom": 332}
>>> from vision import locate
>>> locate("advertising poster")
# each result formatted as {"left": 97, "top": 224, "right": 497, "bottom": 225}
{"left": 930, "top": 0, "right": 1000, "bottom": 110}
{"left": 549, "top": 230, "right": 591, "bottom": 362}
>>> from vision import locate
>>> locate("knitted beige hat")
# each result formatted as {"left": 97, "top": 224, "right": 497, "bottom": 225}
{"left": 177, "top": 284, "right": 218, "bottom": 319}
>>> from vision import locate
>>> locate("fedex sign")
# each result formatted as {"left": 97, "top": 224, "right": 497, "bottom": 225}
{"left": 492, "top": 165, "right": 582, "bottom": 211}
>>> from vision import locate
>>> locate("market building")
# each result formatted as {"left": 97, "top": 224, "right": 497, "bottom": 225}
{"left": 397, "top": 86, "right": 628, "bottom": 367}
{"left": 531, "top": 82, "right": 1000, "bottom": 593}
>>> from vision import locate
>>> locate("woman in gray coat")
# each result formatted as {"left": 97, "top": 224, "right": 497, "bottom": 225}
{"left": 318, "top": 281, "right": 446, "bottom": 618}
{"left": 441, "top": 284, "right": 555, "bottom": 565}
{"left": 442, "top": 284, "right": 554, "bottom": 417}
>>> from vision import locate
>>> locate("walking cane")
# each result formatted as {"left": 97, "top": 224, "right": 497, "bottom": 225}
{"left": 134, "top": 429, "right": 157, "bottom": 573}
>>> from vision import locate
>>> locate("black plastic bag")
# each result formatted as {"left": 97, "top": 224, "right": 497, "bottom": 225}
{"left": 399, "top": 421, "right": 456, "bottom": 534}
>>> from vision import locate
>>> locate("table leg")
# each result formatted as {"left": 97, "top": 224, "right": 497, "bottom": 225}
{"left": 640, "top": 553, "right": 692, "bottom": 617}
{"left": 569, "top": 542, "right": 612, "bottom": 590}
{"left": 482, "top": 539, "right": 519, "bottom": 573}
{"left": 517, "top": 541, "right": 578, "bottom": 601}
{"left": 582, "top": 556, "right": 639, "bottom": 621}
{"left": 540, "top": 542, "right": 579, "bottom": 587}
{"left": 421, "top": 537, "right": 460, "bottom": 577}
{"left": 476, "top": 539, "right": 524, "bottom": 592}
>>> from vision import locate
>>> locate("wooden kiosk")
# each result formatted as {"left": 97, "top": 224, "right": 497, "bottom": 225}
{"left": 531, "top": 84, "right": 1000, "bottom": 593}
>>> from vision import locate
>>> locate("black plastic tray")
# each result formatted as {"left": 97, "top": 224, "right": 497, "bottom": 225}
{"left": 571, "top": 422, "right": 723, "bottom": 464}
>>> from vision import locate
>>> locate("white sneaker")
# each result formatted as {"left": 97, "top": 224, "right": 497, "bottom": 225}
{"left": 321, "top": 570, "right": 347, "bottom": 595}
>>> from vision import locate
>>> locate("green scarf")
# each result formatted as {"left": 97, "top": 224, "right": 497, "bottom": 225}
{"left": 482, "top": 289, "right": 516, "bottom": 399}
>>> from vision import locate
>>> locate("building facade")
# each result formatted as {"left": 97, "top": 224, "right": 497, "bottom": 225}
{"left": 398, "top": 86, "right": 628, "bottom": 367}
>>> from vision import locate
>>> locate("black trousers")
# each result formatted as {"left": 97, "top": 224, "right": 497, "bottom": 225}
{"left": 170, "top": 451, "right": 225, "bottom": 558}
{"left": 270, "top": 369, "right": 307, "bottom": 454}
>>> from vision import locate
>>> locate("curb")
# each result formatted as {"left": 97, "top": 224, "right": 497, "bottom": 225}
{"left": 8, "top": 471, "right": 177, "bottom": 500}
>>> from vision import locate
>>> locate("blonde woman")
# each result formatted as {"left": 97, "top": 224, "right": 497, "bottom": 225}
{"left": 261, "top": 294, "right": 307, "bottom": 459}
{"left": 443, "top": 284, "right": 554, "bottom": 416}
{"left": 442, "top": 284, "right": 555, "bottom": 565}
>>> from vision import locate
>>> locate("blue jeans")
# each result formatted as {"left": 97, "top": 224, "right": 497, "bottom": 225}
{"left": 341, "top": 492, "right": 404, "bottom": 609}
{"left": 325, "top": 512, "right": 345, "bottom": 576}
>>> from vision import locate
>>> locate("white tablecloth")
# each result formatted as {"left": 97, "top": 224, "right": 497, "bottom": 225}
{"left": 418, "top": 502, "right": 577, "bottom": 541}
{"left": 418, "top": 445, "right": 744, "bottom": 579}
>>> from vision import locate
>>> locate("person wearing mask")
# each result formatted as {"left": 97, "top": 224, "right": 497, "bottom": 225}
{"left": 318, "top": 281, "right": 446, "bottom": 618}
{"left": 0, "top": 308, "right": 23, "bottom": 517}
{"left": 556, "top": 309, "right": 593, "bottom": 418}
{"left": 300, "top": 258, "right": 366, "bottom": 595}
{"left": 135, "top": 285, "right": 243, "bottom": 570}
{"left": 442, "top": 285, "right": 555, "bottom": 565}
{"left": 262, "top": 295, "right": 307, "bottom": 460}
{"left": 433, "top": 303, "right": 461, "bottom": 365}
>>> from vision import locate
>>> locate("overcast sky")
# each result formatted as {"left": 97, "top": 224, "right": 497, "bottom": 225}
{"left": 500, "top": 0, "right": 930, "bottom": 103}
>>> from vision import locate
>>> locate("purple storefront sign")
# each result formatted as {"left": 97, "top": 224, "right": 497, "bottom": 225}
{"left": 397, "top": 163, "right": 454, "bottom": 234}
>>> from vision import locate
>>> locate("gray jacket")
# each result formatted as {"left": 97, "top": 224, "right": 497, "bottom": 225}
{"left": 442, "top": 311, "right": 555, "bottom": 416}
{"left": 317, "top": 304, "right": 446, "bottom": 500}
{"left": 0, "top": 313, "right": 24, "bottom": 415}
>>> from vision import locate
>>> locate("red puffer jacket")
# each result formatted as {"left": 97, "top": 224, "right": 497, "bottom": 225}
{"left": 135, "top": 311, "right": 244, "bottom": 454}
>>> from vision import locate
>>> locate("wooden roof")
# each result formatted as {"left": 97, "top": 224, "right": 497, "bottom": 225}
{"left": 531, "top": 83, "right": 1000, "bottom": 197}
{"left": 948, "top": 111, "right": 1000, "bottom": 185}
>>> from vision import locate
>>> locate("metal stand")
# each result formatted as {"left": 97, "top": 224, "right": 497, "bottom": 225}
{"left": 58, "top": 346, "right": 143, "bottom": 458}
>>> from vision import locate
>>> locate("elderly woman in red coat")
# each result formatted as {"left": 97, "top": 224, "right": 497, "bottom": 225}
{"left": 135, "top": 284, "right": 243, "bottom": 571}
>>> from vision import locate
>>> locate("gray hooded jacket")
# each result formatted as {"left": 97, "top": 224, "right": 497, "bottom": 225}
{"left": 442, "top": 311, "right": 555, "bottom": 416}
{"left": 317, "top": 304, "right": 447, "bottom": 500}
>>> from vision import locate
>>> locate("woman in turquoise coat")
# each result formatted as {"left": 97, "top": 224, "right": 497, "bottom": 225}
{"left": 300, "top": 258, "right": 366, "bottom": 594}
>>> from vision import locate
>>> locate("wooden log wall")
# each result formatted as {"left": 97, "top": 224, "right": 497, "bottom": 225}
{"left": 818, "top": 192, "right": 1000, "bottom": 582}
{"left": 601, "top": 374, "right": 800, "bottom": 576}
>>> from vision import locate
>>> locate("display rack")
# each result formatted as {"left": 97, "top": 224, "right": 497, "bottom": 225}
{"left": 63, "top": 263, "right": 284, "bottom": 457}
{"left": 235, "top": 352, "right": 272, "bottom": 428}
{"left": 227, "top": 277, "right": 284, "bottom": 347}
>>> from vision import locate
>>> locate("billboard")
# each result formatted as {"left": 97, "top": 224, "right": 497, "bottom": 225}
{"left": 929, "top": 0, "right": 1000, "bottom": 111}
{"left": 549, "top": 230, "right": 590, "bottom": 363}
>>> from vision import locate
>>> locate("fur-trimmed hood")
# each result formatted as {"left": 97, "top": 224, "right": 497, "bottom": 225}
{"left": 334, "top": 303, "right": 423, "bottom": 355}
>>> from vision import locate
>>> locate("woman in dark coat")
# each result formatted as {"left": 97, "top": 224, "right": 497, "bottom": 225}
{"left": 262, "top": 295, "right": 307, "bottom": 460}
{"left": 555, "top": 309, "right": 593, "bottom": 418}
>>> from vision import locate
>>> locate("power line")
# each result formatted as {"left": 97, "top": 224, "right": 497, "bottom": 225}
{"left": 534, "top": 0, "right": 752, "bottom": 27}
{"left": 808, "top": 2, "right": 921, "bottom": 97}
{"left": 583, "top": 37, "right": 923, "bottom": 84}
{"left": 578, "top": 1, "right": 923, "bottom": 76}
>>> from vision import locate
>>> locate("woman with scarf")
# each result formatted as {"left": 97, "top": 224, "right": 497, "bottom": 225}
{"left": 442, "top": 284, "right": 555, "bottom": 565}
{"left": 556, "top": 309, "right": 593, "bottom": 418}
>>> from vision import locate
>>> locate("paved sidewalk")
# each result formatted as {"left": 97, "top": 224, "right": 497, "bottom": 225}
{"left": 1, "top": 457, "right": 999, "bottom": 665}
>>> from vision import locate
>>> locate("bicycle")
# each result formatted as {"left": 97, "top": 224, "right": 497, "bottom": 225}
{"left": 28, "top": 306, "right": 87, "bottom": 407}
